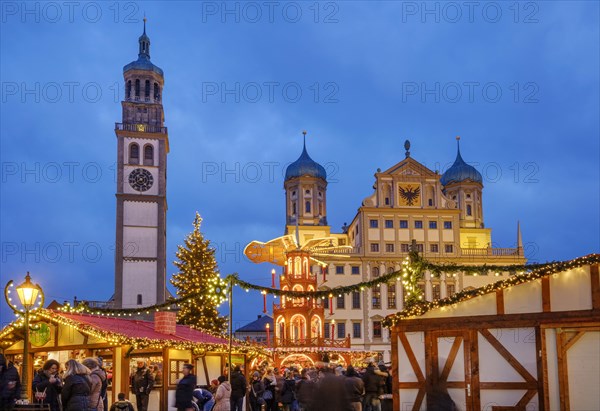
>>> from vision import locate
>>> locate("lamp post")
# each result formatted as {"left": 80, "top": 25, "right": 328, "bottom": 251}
{"left": 4, "top": 272, "right": 45, "bottom": 400}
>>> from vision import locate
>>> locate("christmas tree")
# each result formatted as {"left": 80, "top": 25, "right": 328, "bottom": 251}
{"left": 170, "top": 213, "right": 228, "bottom": 334}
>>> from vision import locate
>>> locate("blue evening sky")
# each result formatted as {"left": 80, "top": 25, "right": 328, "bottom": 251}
{"left": 1, "top": 1, "right": 598, "bottom": 329}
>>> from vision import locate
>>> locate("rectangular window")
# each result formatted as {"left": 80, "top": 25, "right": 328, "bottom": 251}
{"left": 384, "top": 219, "right": 393, "bottom": 228}
{"left": 385, "top": 243, "right": 394, "bottom": 253}
{"left": 337, "top": 295, "right": 345, "bottom": 309}
{"left": 401, "top": 243, "right": 410, "bottom": 252}
{"left": 387, "top": 282, "right": 396, "bottom": 309}
{"left": 373, "top": 321, "right": 382, "bottom": 338}
{"left": 351, "top": 266, "right": 360, "bottom": 275}
{"left": 429, "top": 221, "right": 437, "bottom": 229}
{"left": 415, "top": 243, "right": 424, "bottom": 253}
{"left": 352, "top": 291, "right": 361, "bottom": 309}
{"left": 335, "top": 265, "right": 344, "bottom": 275}
{"left": 369, "top": 219, "right": 378, "bottom": 228}
{"left": 444, "top": 221, "right": 453, "bottom": 229}
{"left": 432, "top": 283, "right": 441, "bottom": 300}
{"left": 169, "top": 360, "right": 188, "bottom": 385}
{"left": 324, "top": 322, "right": 330, "bottom": 339}
{"left": 337, "top": 322, "right": 346, "bottom": 339}
{"left": 430, "top": 243, "right": 439, "bottom": 253}
{"left": 447, "top": 284, "right": 455, "bottom": 296}
{"left": 414, "top": 220, "right": 423, "bottom": 229}
{"left": 370, "top": 243, "right": 380, "bottom": 252}
{"left": 353, "top": 322, "right": 361, "bottom": 338}
{"left": 372, "top": 286, "right": 381, "bottom": 309}
{"left": 323, "top": 297, "right": 329, "bottom": 309}
{"left": 399, "top": 220, "right": 408, "bottom": 229}
{"left": 445, "top": 244, "right": 454, "bottom": 253}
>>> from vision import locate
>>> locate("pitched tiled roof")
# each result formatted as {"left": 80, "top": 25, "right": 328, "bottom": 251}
{"left": 235, "top": 315, "right": 273, "bottom": 332}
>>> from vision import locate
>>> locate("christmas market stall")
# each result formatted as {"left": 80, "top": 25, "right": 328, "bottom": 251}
{"left": 384, "top": 254, "right": 600, "bottom": 411}
{"left": 0, "top": 309, "right": 264, "bottom": 411}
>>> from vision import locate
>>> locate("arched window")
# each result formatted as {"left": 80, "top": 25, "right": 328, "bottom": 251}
{"left": 137, "top": 294, "right": 142, "bottom": 305}
{"left": 126, "top": 80, "right": 132, "bottom": 99}
{"left": 129, "top": 143, "right": 140, "bottom": 164}
{"left": 372, "top": 266, "right": 380, "bottom": 278}
{"left": 305, "top": 201, "right": 311, "bottom": 213}
{"left": 466, "top": 204, "right": 472, "bottom": 216}
{"left": 154, "top": 83, "right": 160, "bottom": 100}
{"left": 144, "top": 80, "right": 150, "bottom": 99}
{"left": 135, "top": 79, "right": 140, "bottom": 98}
{"left": 292, "top": 202, "right": 296, "bottom": 216}
{"left": 144, "top": 144, "right": 154, "bottom": 166}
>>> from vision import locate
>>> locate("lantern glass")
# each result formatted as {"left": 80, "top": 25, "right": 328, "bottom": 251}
{"left": 16, "top": 273, "right": 39, "bottom": 309}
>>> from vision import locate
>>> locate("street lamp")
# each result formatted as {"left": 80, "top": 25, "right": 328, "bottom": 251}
{"left": 4, "top": 272, "right": 44, "bottom": 400}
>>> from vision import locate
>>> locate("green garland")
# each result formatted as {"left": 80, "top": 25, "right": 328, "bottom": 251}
{"left": 60, "top": 253, "right": 598, "bottom": 317}
{"left": 383, "top": 253, "right": 600, "bottom": 327}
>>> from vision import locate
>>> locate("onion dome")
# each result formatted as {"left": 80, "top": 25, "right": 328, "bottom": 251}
{"left": 123, "top": 18, "right": 164, "bottom": 76}
{"left": 440, "top": 137, "right": 483, "bottom": 186}
{"left": 285, "top": 132, "right": 327, "bottom": 181}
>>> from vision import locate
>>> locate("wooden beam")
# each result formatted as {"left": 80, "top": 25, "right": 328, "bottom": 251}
{"left": 541, "top": 277, "right": 551, "bottom": 312}
{"left": 563, "top": 331, "right": 585, "bottom": 352}
{"left": 496, "top": 289, "right": 505, "bottom": 315}
{"left": 516, "top": 389, "right": 538, "bottom": 409}
{"left": 439, "top": 336, "right": 462, "bottom": 382}
{"left": 591, "top": 264, "right": 600, "bottom": 310}
{"left": 535, "top": 326, "right": 546, "bottom": 411}
{"left": 479, "top": 329, "right": 536, "bottom": 383}
{"left": 556, "top": 331, "right": 570, "bottom": 411}
{"left": 399, "top": 332, "right": 425, "bottom": 383}
{"left": 394, "top": 309, "right": 600, "bottom": 332}
{"left": 470, "top": 329, "right": 481, "bottom": 410}
{"left": 479, "top": 382, "right": 538, "bottom": 390}
{"left": 391, "top": 328, "right": 400, "bottom": 411}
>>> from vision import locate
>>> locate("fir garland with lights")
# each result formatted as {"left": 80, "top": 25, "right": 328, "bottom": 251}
{"left": 170, "top": 213, "right": 228, "bottom": 334}
{"left": 383, "top": 253, "right": 600, "bottom": 327}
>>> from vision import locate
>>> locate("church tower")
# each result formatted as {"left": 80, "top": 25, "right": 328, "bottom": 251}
{"left": 284, "top": 133, "right": 329, "bottom": 243}
{"left": 440, "top": 137, "right": 484, "bottom": 229}
{"left": 114, "top": 20, "right": 168, "bottom": 308}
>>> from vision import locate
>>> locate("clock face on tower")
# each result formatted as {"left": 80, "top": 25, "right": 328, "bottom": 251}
{"left": 128, "top": 168, "right": 154, "bottom": 192}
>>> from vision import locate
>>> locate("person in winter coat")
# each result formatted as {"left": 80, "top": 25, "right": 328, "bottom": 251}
{"left": 362, "top": 363, "right": 387, "bottom": 411}
{"left": 295, "top": 369, "right": 315, "bottom": 411}
{"left": 213, "top": 375, "right": 231, "bottom": 411}
{"left": 229, "top": 365, "right": 246, "bottom": 411}
{"left": 130, "top": 360, "right": 155, "bottom": 411}
{"left": 110, "top": 393, "right": 135, "bottom": 411}
{"left": 344, "top": 366, "right": 365, "bottom": 411}
{"left": 61, "top": 359, "right": 92, "bottom": 411}
{"left": 193, "top": 387, "right": 215, "bottom": 411}
{"left": 0, "top": 354, "right": 21, "bottom": 411}
{"left": 262, "top": 368, "right": 277, "bottom": 411}
{"left": 249, "top": 371, "right": 265, "bottom": 411}
{"left": 175, "top": 364, "right": 196, "bottom": 411}
{"left": 280, "top": 370, "right": 296, "bottom": 411}
{"left": 32, "top": 359, "right": 63, "bottom": 411}
{"left": 83, "top": 357, "right": 106, "bottom": 411}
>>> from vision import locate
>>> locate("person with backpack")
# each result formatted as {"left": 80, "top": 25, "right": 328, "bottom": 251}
{"left": 32, "top": 359, "right": 63, "bottom": 411}
{"left": 193, "top": 386, "right": 215, "bottom": 411}
{"left": 83, "top": 357, "right": 106, "bottom": 411}
{"left": 249, "top": 371, "right": 265, "bottom": 411}
{"left": 130, "top": 360, "right": 155, "bottom": 411}
{"left": 61, "top": 359, "right": 92, "bottom": 411}
{"left": 110, "top": 393, "right": 135, "bottom": 411}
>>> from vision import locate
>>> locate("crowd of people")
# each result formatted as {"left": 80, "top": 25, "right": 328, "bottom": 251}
{"left": 174, "top": 360, "right": 393, "bottom": 411}
{"left": 2, "top": 352, "right": 447, "bottom": 411}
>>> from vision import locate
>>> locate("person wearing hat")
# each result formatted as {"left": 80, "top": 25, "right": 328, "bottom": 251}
{"left": 0, "top": 354, "right": 21, "bottom": 411}
{"left": 175, "top": 364, "right": 196, "bottom": 411}
{"left": 130, "top": 360, "right": 155, "bottom": 411}
{"left": 248, "top": 371, "right": 265, "bottom": 411}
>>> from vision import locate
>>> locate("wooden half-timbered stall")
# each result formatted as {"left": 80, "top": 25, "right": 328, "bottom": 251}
{"left": 386, "top": 254, "right": 600, "bottom": 411}
{"left": 0, "top": 309, "right": 264, "bottom": 411}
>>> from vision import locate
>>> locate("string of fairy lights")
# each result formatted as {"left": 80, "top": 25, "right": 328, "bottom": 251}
{"left": 44, "top": 253, "right": 599, "bottom": 321}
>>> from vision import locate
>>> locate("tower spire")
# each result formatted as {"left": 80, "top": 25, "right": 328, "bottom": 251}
{"left": 138, "top": 17, "right": 151, "bottom": 59}
{"left": 517, "top": 221, "right": 523, "bottom": 253}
